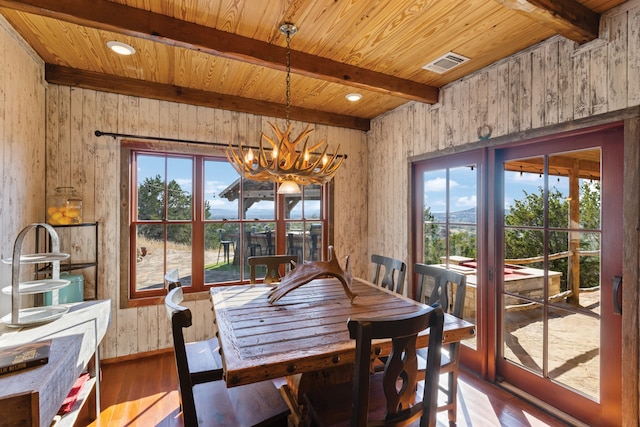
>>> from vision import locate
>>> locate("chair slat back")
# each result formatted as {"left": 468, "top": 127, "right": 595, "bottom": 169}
{"left": 414, "top": 263, "right": 466, "bottom": 318}
{"left": 371, "top": 254, "right": 407, "bottom": 294}
{"left": 348, "top": 306, "right": 444, "bottom": 427}
{"left": 248, "top": 255, "right": 298, "bottom": 284}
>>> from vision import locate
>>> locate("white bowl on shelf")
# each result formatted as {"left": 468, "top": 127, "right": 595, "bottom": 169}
{"left": 0, "top": 305, "right": 69, "bottom": 328}
{"left": 1, "top": 278, "right": 71, "bottom": 295}
{"left": 2, "top": 252, "right": 70, "bottom": 264}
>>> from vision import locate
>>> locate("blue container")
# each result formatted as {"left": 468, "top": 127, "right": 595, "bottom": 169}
{"left": 43, "top": 272, "right": 84, "bottom": 305}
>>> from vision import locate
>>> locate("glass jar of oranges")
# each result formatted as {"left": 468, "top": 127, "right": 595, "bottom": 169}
{"left": 47, "top": 186, "right": 83, "bottom": 225}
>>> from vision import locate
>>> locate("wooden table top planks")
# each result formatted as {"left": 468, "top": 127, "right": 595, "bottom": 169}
{"left": 210, "top": 277, "right": 475, "bottom": 388}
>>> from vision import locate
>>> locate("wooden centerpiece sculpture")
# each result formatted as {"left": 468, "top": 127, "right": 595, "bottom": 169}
{"left": 268, "top": 246, "right": 357, "bottom": 303}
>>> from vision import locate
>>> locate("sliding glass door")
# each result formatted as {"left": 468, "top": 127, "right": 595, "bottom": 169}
{"left": 412, "top": 125, "right": 623, "bottom": 425}
{"left": 495, "top": 126, "right": 623, "bottom": 425}
{"left": 412, "top": 150, "right": 484, "bottom": 367}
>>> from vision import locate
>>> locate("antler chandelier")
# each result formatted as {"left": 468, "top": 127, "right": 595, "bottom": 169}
{"left": 226, "top": 23, "right": 345, "bottom": 194}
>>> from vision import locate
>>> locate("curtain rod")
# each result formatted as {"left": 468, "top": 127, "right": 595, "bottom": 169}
{"left": 94, "top": 130, "right": 347, "bottom": 159}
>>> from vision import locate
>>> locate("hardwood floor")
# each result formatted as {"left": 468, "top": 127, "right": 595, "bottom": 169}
{"left": 78, "top": 352, "right": 570, "bottom": 427}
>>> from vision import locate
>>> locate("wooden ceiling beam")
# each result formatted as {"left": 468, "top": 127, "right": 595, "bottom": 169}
{"left": 493, "top": 0, "right": 600, "bottom": 44}
{"left": 0, "top": 0, "right": 438, "bottom": 104}
{"left": 45, "top": 64, "right": 370, "bottom": 132}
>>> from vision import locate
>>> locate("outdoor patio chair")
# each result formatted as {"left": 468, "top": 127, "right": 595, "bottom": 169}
{"left": 216, "top": 229, "right": 235, "bottom": 264}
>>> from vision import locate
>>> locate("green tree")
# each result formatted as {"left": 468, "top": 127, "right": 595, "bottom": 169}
{"left": 505, "top": 187, "right": 568, "bottom": 290}
{"left": 423, "top": 209, "right": 477, "bottom": 264}
{"left": 137, "top": 175, "right": 200, "bottom": 245}
{"left": 504, "top": 182, "right": 601, "bottom": 291}
{"left": 423, "top": 207, "right": 443, "bottom": 264}
{"left": 578, "top": 181, "right": 601, "bottom": 288}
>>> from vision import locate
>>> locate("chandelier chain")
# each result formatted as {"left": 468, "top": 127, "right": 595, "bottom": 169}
{"left": 285, "top": 29, "right": 292, "bottom": 126}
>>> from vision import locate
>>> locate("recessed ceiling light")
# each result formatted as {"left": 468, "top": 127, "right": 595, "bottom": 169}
{"left": 107, "top": 41, "right": 136, "bottom": 56}
{"left": 346, "top": 93, "right": 362, "bottom": 102}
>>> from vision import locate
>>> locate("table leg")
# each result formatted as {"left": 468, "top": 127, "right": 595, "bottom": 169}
{"left": 282, "top": 364, "right": 354, "bottom": 426}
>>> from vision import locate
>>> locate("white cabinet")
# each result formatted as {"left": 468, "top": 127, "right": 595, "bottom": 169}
{"left": 0, "top": 300, "right": 110, "bottom": 427}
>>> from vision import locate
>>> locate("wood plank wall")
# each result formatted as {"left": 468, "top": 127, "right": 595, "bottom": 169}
{"left": 0, "top": 16, "right": 45, "bottom": 316}
{"left": 367, "top": 1, "right": 640, "bottom": 426}
{"left": 44, "top": 86, "right": 368, "bottom": 360}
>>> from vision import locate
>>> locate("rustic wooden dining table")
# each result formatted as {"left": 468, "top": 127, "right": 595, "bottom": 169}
{"left": 210, "top": 277, "right": 475, "bottom": 426}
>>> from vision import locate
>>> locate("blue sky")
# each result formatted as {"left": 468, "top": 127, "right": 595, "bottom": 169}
{"left": 139, "top": 155, "right": 588, "bottom": 217}
{"left": 423, "top": 166, "right": 572, "bottom": 214}
{"left": 137, "top": 154, "right": 308, "bottom": 218}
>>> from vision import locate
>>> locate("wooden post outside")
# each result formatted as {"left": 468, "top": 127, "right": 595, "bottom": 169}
{"left": 567, "top": 159, "right": 581, "bottom": 305}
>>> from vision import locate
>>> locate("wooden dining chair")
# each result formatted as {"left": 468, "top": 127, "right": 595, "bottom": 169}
{"left": 165, "top": 286, "right": 290, "bottom": 426}
{"left": 371, "top": 254, "right": 407, "bottom": 295}
{"left": 164, "top": 268, "right": 181, "bottom": 290}
{"left": 303, "top": 306, "right": 444, "bottom": 427}
{"left": 248, "top": 255, "right": 298, "bottom": 285}
{"left": 414, "top": 263, "right": 467, "bottom": 426}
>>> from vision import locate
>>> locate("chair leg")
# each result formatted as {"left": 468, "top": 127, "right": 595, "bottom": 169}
{"left": 448, "top": 369, "right": 458, "bottom": 424}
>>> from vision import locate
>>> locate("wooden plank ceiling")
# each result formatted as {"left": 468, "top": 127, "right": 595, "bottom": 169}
{"left": 0, "top": 0, "right": 627, "bottom": 131}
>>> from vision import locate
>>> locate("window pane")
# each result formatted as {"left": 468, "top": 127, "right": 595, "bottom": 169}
{"left": 204, "top": 223, "right": 240, "bottom": 283}
{"left": 424, "top": 169, "right": 447, "bottom": 216}
{"left": 286, "top": 222, "right": 305, "bottom": 259}
{"left": 135, "top": 224, "right": 164, "bottom": 291}
{"left": 303, "top": 184, "right": 322, "bottom": 219}
{"left": 249, "top": 222, "right": 276, "bottom": 255}
{"left": 503, "top": 300, "right": 544, "bottom": 375}
{"left": 137, "top": 155, "right": 165, "bottom": 221}
{"left": 423, "top": 223, "right": 445, "bottom": 265}
{"left": 243, "top": 180, "right": 275, "bottom": 220}
{"left": 549, "top": 230, "right": 568, "bottom": 295}
{"left": 548, "top": 306, "right": 599, "bottom": 399}
{"left": 579, "top": 178, "right": 601, "bottom": 230}
{"left": 285, "top": 193, "right": 303, "bottom": 220}
{"left": 449, "top": 165, "right": 477, "bottom": 224}
{"left": 307, "top": 222, "right": 322, "bottom": 261}
{"left": 504, "top": 157, "right": 544, "bottom": 228}
{"left": 207, "top": 160, "right": 239, "bottom": 220}
{"left": 449, "top": 225, "right": 476, "bottom": 260}
{"left": 167, "top": 157, "right": 193, "bottom": 221}
{"left": 166, "top": 224, "right": 192, "bottom": 286}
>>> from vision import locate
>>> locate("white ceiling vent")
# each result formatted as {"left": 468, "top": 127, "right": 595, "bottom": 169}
{"left": 422, "top": 52, "right": 469, "bottom": 74}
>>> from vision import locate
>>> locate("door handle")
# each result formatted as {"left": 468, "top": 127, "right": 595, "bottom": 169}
{"left": 613, "top": 275, "right": 622, "bottom": 315}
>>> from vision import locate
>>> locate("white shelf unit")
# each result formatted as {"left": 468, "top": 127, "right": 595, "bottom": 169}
{"left": 1, "top": 223, "right": 71, "bottom": 327}
{"left": 36, "top": 222, "right": 99, "bottom": 301}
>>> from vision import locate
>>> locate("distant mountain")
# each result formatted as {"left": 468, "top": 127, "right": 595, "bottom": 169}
{"left": 431, "top": 208, "right": 477, "bottom": 223}
{"left": 208, "top": 208, "right": 320, "bottom": 220}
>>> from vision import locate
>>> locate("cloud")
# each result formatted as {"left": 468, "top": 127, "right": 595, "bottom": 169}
{"left": 455, "top": 195, "right": 477, "bottom": 209}
{"left": 174, "top": 178, "right": 193, "bottom": 190}
{"left": 425, "top": 177, "right": 459, "bottom": 192}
